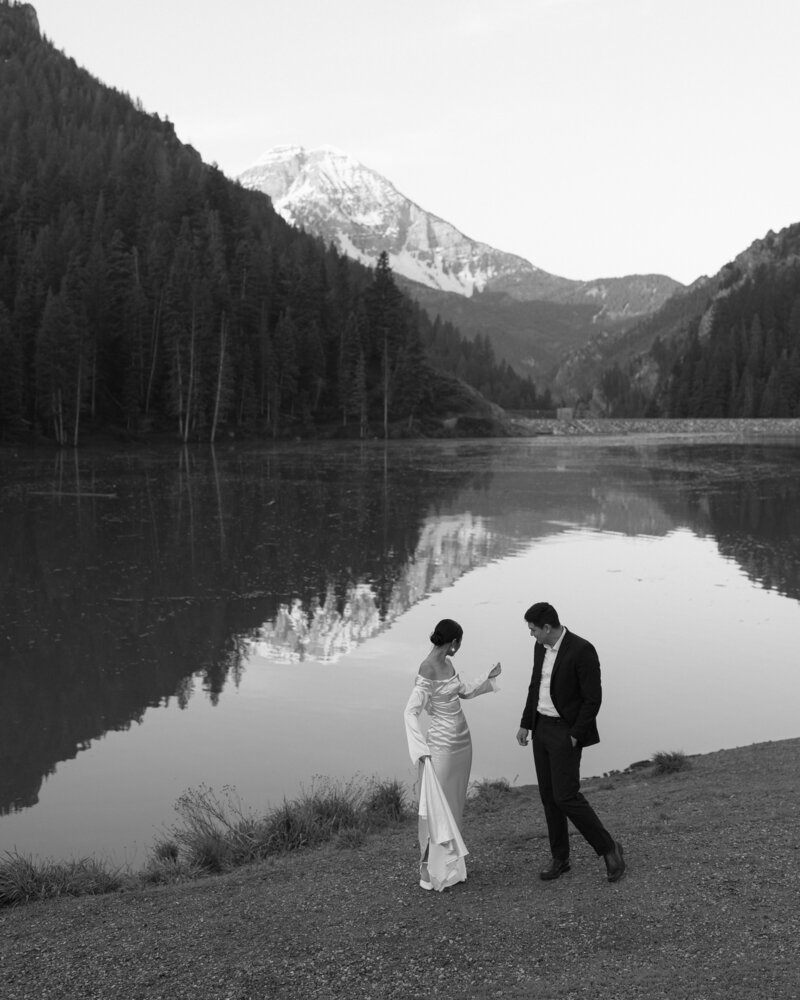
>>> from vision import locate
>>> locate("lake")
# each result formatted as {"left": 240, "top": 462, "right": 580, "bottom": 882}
{"left": 1, "top": 435, "right": 799, "bottom": 866}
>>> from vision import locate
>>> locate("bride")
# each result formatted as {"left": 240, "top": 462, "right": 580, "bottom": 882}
{"left": 404, "top": 618, "right": 501, "bottom": 890}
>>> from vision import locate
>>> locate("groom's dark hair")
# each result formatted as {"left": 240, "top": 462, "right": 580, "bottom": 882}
{"left": 524, "top": 602, "right": 560, "bottom": 628}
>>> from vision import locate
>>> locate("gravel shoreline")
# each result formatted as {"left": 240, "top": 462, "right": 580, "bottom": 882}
{"left": 2, "top": 737, "right": 798, "bottom": 1000}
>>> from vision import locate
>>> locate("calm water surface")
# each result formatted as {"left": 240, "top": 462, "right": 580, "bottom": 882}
{"left": 1, "top": 437, "right": 799, "bottom": 864}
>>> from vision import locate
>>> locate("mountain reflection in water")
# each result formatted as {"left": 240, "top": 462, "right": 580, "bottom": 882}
{"left": 1, "top": 438, "right": 799, "bottom": 860}
{"left": 250, "top": 514, "right": 499, "bottom": 663}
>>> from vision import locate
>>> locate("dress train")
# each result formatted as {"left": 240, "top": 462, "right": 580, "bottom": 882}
{"left": 418, "top": 758, "right": 468, "bottom": 890}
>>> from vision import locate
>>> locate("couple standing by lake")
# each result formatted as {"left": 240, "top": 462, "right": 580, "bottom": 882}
{"left": 404, "top": 601, "right": 626, "bottom": 891}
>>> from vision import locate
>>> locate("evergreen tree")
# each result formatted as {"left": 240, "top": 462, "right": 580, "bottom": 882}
{"left": 0, "top": 301, "right": 23, "bottom": 436}
{"left": 270, "top": 310, "right": 299, "bottom": 437}
{"left": 365, "top": 252, "right": 406, "bottom": 437}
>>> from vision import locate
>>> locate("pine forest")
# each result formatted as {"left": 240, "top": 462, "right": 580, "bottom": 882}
{"left": 0, "top": 3, "right": 547, "bottom": 446}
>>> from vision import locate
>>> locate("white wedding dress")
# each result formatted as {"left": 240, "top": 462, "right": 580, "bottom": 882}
{"left": 404, "top": 670, "right": 497, "bottom": 890}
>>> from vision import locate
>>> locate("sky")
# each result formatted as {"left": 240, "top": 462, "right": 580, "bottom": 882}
{"left": 29, "top": 0, "right": 800, "bottom": 285}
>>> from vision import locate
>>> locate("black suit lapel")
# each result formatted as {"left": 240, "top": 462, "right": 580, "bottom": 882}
{"left": 551, "top": 629, "right": 571, "bottom": 672}
{"left": 532, "top": 643, "right": 544, "bottom": 691}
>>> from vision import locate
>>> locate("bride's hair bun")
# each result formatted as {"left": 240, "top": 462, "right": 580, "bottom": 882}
{"left": 429, "top": 618, "right": 463, "bottom": 646}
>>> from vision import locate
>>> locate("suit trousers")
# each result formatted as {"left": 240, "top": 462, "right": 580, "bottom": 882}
{"left": 532, "top": 714, "right": 615, "bottom": 859}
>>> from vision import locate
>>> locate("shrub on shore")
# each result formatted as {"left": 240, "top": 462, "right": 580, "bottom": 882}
{"left": 468, "top": 777, "right": 516, "bottom": 813}
{"left": 652, "top": 750, "right": 691, "bottom": 774}
{"left": 144, "top": 776, "right": 409, "bottom": 883}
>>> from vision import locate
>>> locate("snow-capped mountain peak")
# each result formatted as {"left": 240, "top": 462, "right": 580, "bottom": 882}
{"left": 237, "top": 145, "right": 682, "bottom": 315}
{"left": 237, "top": 145, "right": 554, "bottom": 297}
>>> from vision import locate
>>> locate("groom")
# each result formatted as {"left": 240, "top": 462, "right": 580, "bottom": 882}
{"left": 516, "top": 602, "right": 626, "bottom": 883}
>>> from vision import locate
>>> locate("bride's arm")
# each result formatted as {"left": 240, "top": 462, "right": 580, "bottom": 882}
{"left": 458, "top": 662, "right": 501, "bottom": 699}
{"left": 404, "top": 683, "right": 432, "bottom": 762}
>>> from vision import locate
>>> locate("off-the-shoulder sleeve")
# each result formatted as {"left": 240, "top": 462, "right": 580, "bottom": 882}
{"left": 458, "top": 671, "right": 499, "bottom": 699}
{"left": 404, "top": 679, "right": 432, "bottom": 763}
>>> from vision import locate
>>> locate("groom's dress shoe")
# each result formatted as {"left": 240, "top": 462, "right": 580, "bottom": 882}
{"left": 539, "top": 857, "right": 570, "bottom": 880}
{"left": 604, "top": 841, "right": 626, "bottom": 882}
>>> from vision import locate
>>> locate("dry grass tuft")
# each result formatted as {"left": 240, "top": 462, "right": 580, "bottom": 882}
{"left": 0, "top": 851, "right": 124, "bottom": 907}
{"left": 651, "top": 749, "right": 691, "bottom": 774}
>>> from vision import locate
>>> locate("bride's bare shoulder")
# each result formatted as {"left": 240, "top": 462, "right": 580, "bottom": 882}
{"left": 418, "top": 660, "right": 434, "bottom": 679}
{"left": 418, "top": 656, "right": 455, "bottom": 681}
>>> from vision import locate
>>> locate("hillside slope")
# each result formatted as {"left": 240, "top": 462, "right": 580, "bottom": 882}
{"left": 553, "top": 222, "right": 800, "bottom": 411}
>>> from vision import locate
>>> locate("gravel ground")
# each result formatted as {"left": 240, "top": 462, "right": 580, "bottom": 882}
{"left": 2, "top": 737, "right": 799, "bottom": 1000}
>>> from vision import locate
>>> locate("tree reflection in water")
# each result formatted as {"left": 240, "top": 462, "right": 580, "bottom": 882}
{"left": 0, "top": 443, "right": 492, "bottom": 815}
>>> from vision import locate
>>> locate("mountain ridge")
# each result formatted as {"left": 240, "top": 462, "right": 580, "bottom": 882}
{"left": 238, "top": 144, "right": 564, "bottom": 298}
{"left": 555, "top": 222, "right": 800, "bottom": 412}
{"left": 237, "top": 145, "right": 683, "bottom": 311}
{"left": 237, "top": 145, "right": 684, "bottom": 379}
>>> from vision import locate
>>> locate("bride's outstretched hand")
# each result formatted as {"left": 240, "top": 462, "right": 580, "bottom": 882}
{"left": 489, "top": 662, "right": 501, "bottom": 678}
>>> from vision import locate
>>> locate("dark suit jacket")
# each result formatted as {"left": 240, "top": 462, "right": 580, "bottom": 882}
{"left": 519, "top": 629, "right": 602, "bottom": 747}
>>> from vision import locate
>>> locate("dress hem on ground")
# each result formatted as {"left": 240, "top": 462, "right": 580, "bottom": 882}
{"left": 418, "top": 758, "right": 469, "bottom": 891}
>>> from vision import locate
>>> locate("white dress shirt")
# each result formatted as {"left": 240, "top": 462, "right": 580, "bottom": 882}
{"left": 537, "top": 626, "right": 567, "bottom": 717}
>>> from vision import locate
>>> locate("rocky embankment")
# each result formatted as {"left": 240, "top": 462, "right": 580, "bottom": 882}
{"left": 509, "top": 416, "right": 800, "bottom": 437}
